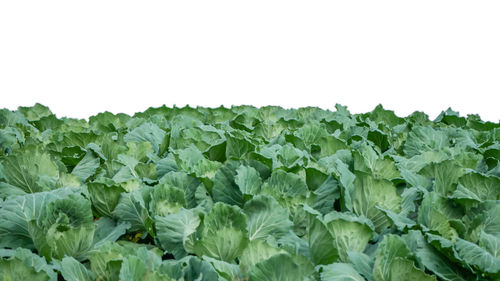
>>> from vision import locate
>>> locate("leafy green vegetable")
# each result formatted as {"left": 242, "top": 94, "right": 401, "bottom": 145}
{"left": 1, "top": 103, "right": 499, "bottom": 279}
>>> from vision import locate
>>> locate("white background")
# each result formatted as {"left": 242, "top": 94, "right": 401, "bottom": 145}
{"left": 1, "top": 1, "right": 499, "bottom": 121}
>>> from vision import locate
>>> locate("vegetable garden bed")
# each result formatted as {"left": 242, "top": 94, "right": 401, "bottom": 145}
{"left": 1, "top": 103, "right": 499, "bottom": 280}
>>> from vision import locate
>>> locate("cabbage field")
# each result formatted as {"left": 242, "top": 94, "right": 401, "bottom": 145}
{"left": 1, "top": 103, "right": 500, "bottom": 280}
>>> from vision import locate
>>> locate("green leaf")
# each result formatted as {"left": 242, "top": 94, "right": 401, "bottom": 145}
{"left": 0, "top": 248, "right": 57, "bottom": 281}
{"left": 373, "top": 235, "right": 412, "bottom": 281}
{"left": 235, "top": 165, "right": 262, "bottom": 195}
{"left": 455, "top": 232, "right": 500, "bottom": 274}
{"left": 119, "top": 255, "right": 172, "bottom": 281}
{"left": 378, "top": 207, "right": 416, "bottom": 232}
{"left": 87, "top": 242, "right": 133, "bottom": 280}
{"left": 295, "top": 121, "right": 328, "bottom": 148}
{"left": 124, "top": 141, "right": 154, "bottom": 163}
{"left": 0, "top": 188, "right": 84, "bottom": 250}
{"left": 312, "top": 175, "right": 340, "bottom": 215}
{"left": 88, "top": 180, "right": 125, "bottom": 217}
{"left": 194, "top": 202, "right": 248, "bottom": 262}
{"left": 277, "top": 230, "right": 310, "bottom": 258}
{"left": 249, "top": 253, "right": 305, "bottom": 281}
{"left": 347, "top": 251, "right": 374, "bottom": 281}
{"left": 212, "top": 161, "right": 244, "bottom": 207}
{"left": 402, "top": 230, "right": 470, "bottom": 281}
{"left": 0, "top": 257, "right": 52, "bottom": 281}
{"left": 203, "top": 256, "right": 242, "bottom": 281}
{"left": 0, "top": 193, "right": 51, "bottom": 249}
{"left": 316, "top": 135, "right": 348, "bottom": 158}
{"left": 60, "top": 256, "right": 94, "bottom": 281}
{"left": 149, "top": 184, "right": 185, "bottom": 217}
{"left": 155, "top": 208, "right": 200, "bottom": 258}
{"left": 92, "top": 217, "right": 130, "bottom": 249}
{"left": 244, "top": 195, "right": 293, "bottom": 241}
{"left": 351, "top": 171, "right": 401, "bottom": 232}
{"left": 71, "top": 151, "right": 100, "bottom": 181}
{"left": 320, "top": 263, "right": 366, "bottom": 281}
{"left": 158, "top": 171, "right": 201, "bottom": 209}
{"left": 27, "top": 194, "right": 95, "bottom": 260}
{"left": 417, "top": 192, "right": 458, "bottom": 241}
{"left": 123, "top": 122, "right": 166, "bottom": 154}
{"left": 389, "top": 257, "right": 437, "bottom": 281}
{"left": 277, "top": 143, "right": 307, "bottom": 169}
{"left": 353, "top": 143, "right": 400, "bottom": 180}
{"left": 324, "top": 211, "right": 374, "bottom": 262}
{"left": 301, "top": 205, "right": 338, "bottom": 265}
{"left": 225, "top": 133, "right": 255, "bottom": 159}
{"left": 113, "top": 189, "right": 155, "bottom": 236}
{"left": 0, "top": 147, "right": 59, "bottom": 193}
{"left": 364, "top": 104, "right": 405, "bottom": 127}
{"left": 325, "top": 157, "right": 356, "bottom": 211}
{"left": 239, "top": 240, "right": 286, "bottom": 274}
{"left": 458, "top": 171, "right": 500, "bottom": 201}
{"left": 403, "top": 126, "right": 448, "bottom": 157}
{"left": 261, "top": 170, "right": 308, "bottom": 202}
{"left": 449, "top": 184, "right": 482, "bottom": 208}
{"left": 156, "top": 155, "right": 178, "bottom": 179}
{"left": 462, "top": 201, "right": 500, "bottom": 241}
{"left": 419, "top": 160, "right": 464, "bottom": 196}
{"left": 18, "top": 103, "right": 52, "bottom": 121}
{"left": 435, "top": 108, "right": 467, "bottom": 127}
{"left": 174, "top": 145, "right": 221, "bottom": 181}
{"left": 179, "top": 255, "right": 219, "bottom": 281}
{"left": 41, "top": 223, "right": 95, "bottom": 260}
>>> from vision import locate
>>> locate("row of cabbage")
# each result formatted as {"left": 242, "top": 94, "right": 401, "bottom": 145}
{"left": 1, "top": 104, "right": 500, "bottom": 280}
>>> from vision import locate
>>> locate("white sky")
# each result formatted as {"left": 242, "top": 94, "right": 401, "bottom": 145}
{"left": 1, "top": 1, "right": 499, "bottom": 121}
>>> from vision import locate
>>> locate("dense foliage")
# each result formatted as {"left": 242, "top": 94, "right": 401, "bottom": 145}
{"left": 1, "top": 103, "right": 500, "bottom": 280}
